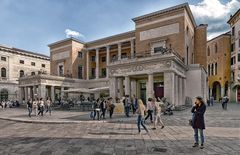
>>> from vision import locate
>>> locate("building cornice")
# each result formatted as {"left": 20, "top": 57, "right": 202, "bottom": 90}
{"left": 227, "top": 9, "right": 240, "bottom": 24}
{"left": 0, "top": 45, "right": 50, "bottom": 60}
{"left": 132, "top": 3, "right": 197, "bottom": 27}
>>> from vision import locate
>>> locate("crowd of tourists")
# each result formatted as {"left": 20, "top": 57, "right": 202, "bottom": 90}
{"left": 90, "top": 97, "right": 115, "bottom": 120}
{"left": 26, "top": 97, "right": 52, "bottom": 117}
{"left": 0, "top": 100, "right": 20, "bottom": 109}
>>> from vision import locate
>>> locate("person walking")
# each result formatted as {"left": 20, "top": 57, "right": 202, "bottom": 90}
{"left": 27, "top": 98, "right": 33, "bottom": 117}
{"left": 132, "top": 95, "right": 138, "bottom": 115}
{"left": 93, "top": 99, "right": 100, "bottom": 120}
{"left": 152, "top": 98, "right": 164, "bottom": 130}
{"left": 100, "top": 99, "right": 107, "bottom": 119}
{"left": 32, "top": 98, "right": 38, "bottom": 116}
{"left": 191, "top": 96, "right": 206, "bottom": 149}
{"left": 38, "top": 98, "right": 45, "bottom": 116}
{"left": 136, "top": 99, "right": 148, "bottom": 134}
{"left": 108, "top": 97, "right": 115, "bottom": 119}
{"left": 145, "top": 98, "right": 154, "bottom": 123}
{"left": 45, "top": 97, "right": 52, "bottom": 115}
{"left": 222, "top": 96, "right": 229, "bottom": 110}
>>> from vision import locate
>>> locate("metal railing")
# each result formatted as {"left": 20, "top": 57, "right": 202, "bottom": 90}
{"left": 110, "top": 48, "right": 184, "bottom": 63}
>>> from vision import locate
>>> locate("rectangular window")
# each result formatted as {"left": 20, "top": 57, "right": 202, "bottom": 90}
{"left": 101, "top": 56, "right": 106, "bottom": 62}
{"left": 59, "top": 65, "right": 63, "bottom": 76}
{"left": 78, "top": 65, "right": 83, "bottom": 79}
{"left": 1, "top": 57, "right": 6, "bottom": 61}
{"left": 238, "top": 54, "right": 240, "bottom": 62}
{"left": 239, "top": 39, "right": 240, "bottom": 48}
{"left": 232, "top": 26, "right": 235, "bottom": 36}
{"left": 31, "top": 62, "right": 35, "bottom": 66}
{"left": 91, "top": 56, "right": 96, "bottom": 62}
{"left": 19, "top": 60, "right": 24, "bottom": 64}
{"left": 42, "top": 64, "right": 45, "bottom": 68}
{"left": 91, "top": 68, "right": 96, "bottom": 78}
{"left": 154, "top": 46, "right": 165, "bottom": 53}
{"left": 101, "top": 68, "right": 106, "bottom": 78}
{"left": 78, "top": 52, "right": 83, "bottom": 58}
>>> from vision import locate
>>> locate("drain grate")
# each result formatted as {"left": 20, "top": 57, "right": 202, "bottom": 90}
{"left": 152, "top": 147, "right": 167, "bottom": 152}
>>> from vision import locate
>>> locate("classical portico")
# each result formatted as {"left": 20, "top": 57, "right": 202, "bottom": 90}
{"left": 108, "top": 50, "right": 187, "bottom": 106}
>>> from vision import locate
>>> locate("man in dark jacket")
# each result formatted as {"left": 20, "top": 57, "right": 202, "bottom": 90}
{"left": 191, "top": 96, "right": 206, "bottom": 149}
{"left": 27, "top": 98, "right": 33, "bottom": 117}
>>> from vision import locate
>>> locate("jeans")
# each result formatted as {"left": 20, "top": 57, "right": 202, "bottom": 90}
{"left": 93, "top": 110, "right": 100, "bottom": 120}
{"left": 125, "top": 106, "right": 130, "bottom": 117}
{"left": 100, "top": 108, "right": 106, "bottom": 119}
{"left": 38, "top": 107, "right": 44, "bottom": 116}
{"left": 137, "top": 115, "right": 148, "bottom": 133}
{"left": 194, "top": 128, "right": 204, "bottom": 144}
{"left": 145, "top": 110, "right": 153, "bottom": 122}
{"left": 28, "top": 107, "right": 32, "bottom": 117}
{"left": 45, "top": 106, "right": 52, "bottom": 115}
{"left": 109, "top": 108, "right": 114, "bottom": 118}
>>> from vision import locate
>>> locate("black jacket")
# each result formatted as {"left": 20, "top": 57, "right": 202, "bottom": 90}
{"left": 191, "top": 103, "right": 206, "bottom": 129}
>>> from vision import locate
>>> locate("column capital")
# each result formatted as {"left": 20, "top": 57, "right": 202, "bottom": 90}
{"left": 106, "top": 45, "right": 110, "bottom": 50}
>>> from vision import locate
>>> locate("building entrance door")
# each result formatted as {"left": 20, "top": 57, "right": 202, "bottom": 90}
{"left": 140, "top": 83, "right": 146, "bottom": 105}
{"left": 154, "top": 82, "right": 164, "bottom": 99}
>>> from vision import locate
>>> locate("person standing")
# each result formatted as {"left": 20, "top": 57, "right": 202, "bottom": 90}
{"left": 108, "top": 97, "right": 115, "bottom": 119}
{"left": 136, "top": 99, "right": 148, "bottom": 134}
{"left": 191, "top": 96, "right": 206, "bottom": 149}
{"left": 93, "top": 99, "right": 100, "bottom": 120}
{"left": 210, "top": 96, "right": 214, "bottom": 106}
{"left": 38, "top": 98, "right": 45, "bottom": 116}
{"left": 145, "top": 98, "right": 154, "bottom": 123}
{"left": 124, "top": 95, "right": 131, "bottom": 117}
{"left": 45, "top": 97, "right": 52, "bottom": 115}
{"left": 32, "top": 98, "right": 38, "bottom": 116}
{"left": 132, "top": 95, "right": 138, "bottom": 115}
{"left": 27, "top": 98, "right": 33, "bottom": 117}
{"left": 152, "top": 98, "right": 164, "bottom": 130}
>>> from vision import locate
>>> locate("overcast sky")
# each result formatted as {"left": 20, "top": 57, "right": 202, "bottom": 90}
{"left": 0, "top": 0, "right": 239, "bottom": 55}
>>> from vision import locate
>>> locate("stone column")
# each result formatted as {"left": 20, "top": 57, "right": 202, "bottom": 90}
{"left": 124, "top": 76, "right": 130, "bottom": 96}
{"left": 130, "top": 40, "right": 134, "bottom": 58}
{"left": 164, "top": 72, "right": 175, "bottom": 105}
{"left": 118, "top": 78, "right": 124, "bottom": 98}
{"left": 174, "top": 74, "right": 178, "bottom": 106}
{"left": 209, "top": 88, "right": 213, "bottom": 97}
{"left": 86, "top": 51, "right": 89, "bottom": 80}
{"left": 24, "top": 86, "right": 28, "bottom": 100}
{"left": 61, "top": 87, "right": 64, "bottom": 99}
{"left": 33, "top": 85, "right": 37, "bottom": 97}
{"left": 96, "top": 48, "right": 99, "bottom": 79}
{"left": 51, "top": 86, "right": 55, "bottom": 103}
{"left": 106, "top": 45, "right": 110, "bottom": 78}
{"left": 38, "top": 85, "right": 46, "bottom": 99}
{"left": 131, "top": 79, "right": 137, "bottom": 97}
{"left": 147, "top": 74, "right": 154, "bottom": 99}
{"left": 178, "top": 77, "right": 183, "bottom": 106}
{"left": 19, "top": 87, "right": 23, "bottom": 102}
{"left": 182, "top": 78, "right": 186, "bottom": 105}
{"left": 221, "top": 87, "right": 225, "bottom": 97}
{"left": 109, "top": 77, "right": 118, "bottom": 103}
{"left": 118, "top": 43, "right": 121, "bottom": 60}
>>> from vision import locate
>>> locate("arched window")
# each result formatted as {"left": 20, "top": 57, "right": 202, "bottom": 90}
{"left": 19, "top": 70, "right": 24, "bottom": 77}
{"left": 207, "top": 46, "right": 210, "bottom": 56}
{"left": 215, "top": 43, "right": 218, "bottom": 53}
{"left": 31, "top": 72, "right": 35, "bottom": 76}
{"left": 1, "top": 67, "right": 6, "bottom": 78}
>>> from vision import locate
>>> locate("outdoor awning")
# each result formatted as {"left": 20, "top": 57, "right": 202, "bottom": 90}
{"left": 62, "top": 87, "right": 109, "bottom": 93}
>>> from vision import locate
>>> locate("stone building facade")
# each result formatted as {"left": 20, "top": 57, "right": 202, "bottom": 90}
{"left": 228, "top": 9, "right": 240, "bottom": 102}
{"left": 19, "top": 3, "right": 208, "bottom": 105}
{"left": 0, "top": 45, "right": 50, "bottom": 101}
{"left": 207, "top": 33, "right": 231, "bottom": 101}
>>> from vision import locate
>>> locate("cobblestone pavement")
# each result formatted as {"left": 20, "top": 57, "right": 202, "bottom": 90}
{"left": 0, "top": 103, "right": 239, "bottom": 155}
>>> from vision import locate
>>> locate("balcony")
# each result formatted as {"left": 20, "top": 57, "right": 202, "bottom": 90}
{"left": 110, "top": 48, "right": 184, "bottom": 65}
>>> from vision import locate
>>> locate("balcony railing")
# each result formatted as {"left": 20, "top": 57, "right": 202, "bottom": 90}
{"left": 110, "top": 48, "right": 184, "bottom": 63}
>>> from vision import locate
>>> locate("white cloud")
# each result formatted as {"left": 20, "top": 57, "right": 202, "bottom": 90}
{"left": 65, "top": 29, "right": 85, "bottom": 38}
{"left": 190, "top": 0, "right": 240, "bottom": 40}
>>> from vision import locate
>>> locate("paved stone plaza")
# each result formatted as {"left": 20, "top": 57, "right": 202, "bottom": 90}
{"left": 0, "top": 103, "right": 239, "bottom": 155}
